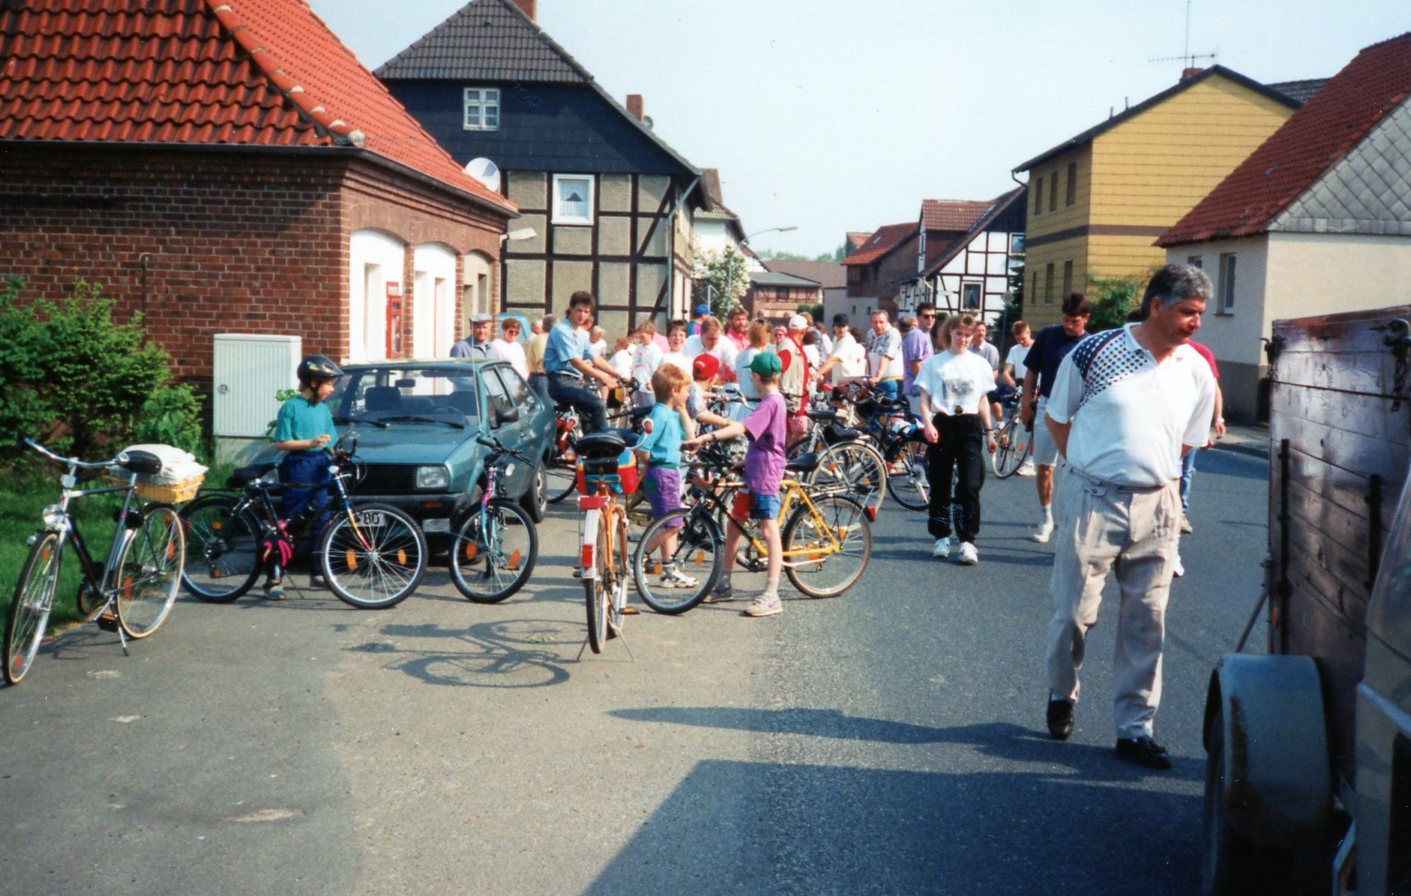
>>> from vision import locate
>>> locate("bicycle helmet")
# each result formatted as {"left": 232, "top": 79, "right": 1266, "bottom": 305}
{"left": 297, "top": 354, "right": 342, "bottom": 385}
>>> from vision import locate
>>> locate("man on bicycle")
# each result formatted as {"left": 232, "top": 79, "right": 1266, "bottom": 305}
{"left": 544, "top": 291, "right": 621, "bottom": 434}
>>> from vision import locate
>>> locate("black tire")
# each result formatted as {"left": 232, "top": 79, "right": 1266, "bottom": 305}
{"left": 4, "top": 531, "right": 61, "bottom": 685}
{"left": 781, "top": 494, "right": 872, "bottom": 598}
{"left": 320, "top": 503, "right": 428, "bottom": 609}
{"left": 885, "top": 440, "right": 930, "bottom": 511}
{"left": 633, "top": 508, "right": 722, "bottom": 614}
{"left": 181, "top": 496, "right": 261, "bottom": 602}
{"left": 113, "top": 504, "right": 185, "bottom": 638}
{"left": 1202, "top": 707, "right": 1304, "bottom": 895}
{"left": 991, "top": 417, "right": 1033, "bottom": 479}
{"left": 449, "top": 499, "right": 538, "bottom": 603}
{"left": 810, "top": 440, "right": 887, "bottom": 516}
{"left": 545, "top": 447, "right": 578, "bottom": 505}
{"left": 521, "top": 461, "right": 548, "bottom": 523}
{"left": 585, "top": 517, "right": 610, "bottom": 654}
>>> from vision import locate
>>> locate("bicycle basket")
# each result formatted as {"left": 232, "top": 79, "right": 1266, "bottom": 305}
{"left": 110, "top": 443, "right": 207, "bottom": 503}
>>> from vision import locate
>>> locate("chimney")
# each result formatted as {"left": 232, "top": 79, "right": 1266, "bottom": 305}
{"left": 626, "top": 94, "right": 644, "bottom": 121}
{"left": 1181, "top": 66, "right": 1204, "bottom": 80}
{"left": 512, "top": 0, "right": 536, "bottom": 21}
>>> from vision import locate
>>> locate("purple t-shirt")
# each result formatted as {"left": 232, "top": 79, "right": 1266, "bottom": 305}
{"left": 742, "top": 392, "right": 788, "bottom": 495}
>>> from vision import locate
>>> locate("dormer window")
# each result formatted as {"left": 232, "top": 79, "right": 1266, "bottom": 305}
{"left": 463, "top": 88, "right": 500, "bottom": 131}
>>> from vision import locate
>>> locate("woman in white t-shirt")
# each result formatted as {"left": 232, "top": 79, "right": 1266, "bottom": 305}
{"left": 914, "top": 312, "right": 998, "bottom": 566}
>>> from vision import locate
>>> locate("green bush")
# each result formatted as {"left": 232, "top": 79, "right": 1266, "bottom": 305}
{"left": 1086, "top": 272, "right": 1150, "bottom": 333}
{"left": 0, "top": 276, "right": 198, "bottom": 461}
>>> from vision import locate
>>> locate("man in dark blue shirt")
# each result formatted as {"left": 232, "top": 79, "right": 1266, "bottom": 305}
{"left": 1020, "top": 292, "right": 1090, "bottom": 543}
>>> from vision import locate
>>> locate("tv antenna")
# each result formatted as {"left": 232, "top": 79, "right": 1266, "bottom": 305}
{"left": 1148, "top": 0, "right": 1217, "bottom": 69}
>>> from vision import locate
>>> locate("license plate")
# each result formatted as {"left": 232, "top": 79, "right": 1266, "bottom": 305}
{"left": 355, "top": 510, "right": 388, "bottom": 527}
{"left": 422, "top": 518, "right": 450, "bottom": 533}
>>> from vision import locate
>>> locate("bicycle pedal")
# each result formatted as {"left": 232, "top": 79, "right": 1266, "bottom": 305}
{"left": 96, "top": 612, "right": 120, "bottom": 632}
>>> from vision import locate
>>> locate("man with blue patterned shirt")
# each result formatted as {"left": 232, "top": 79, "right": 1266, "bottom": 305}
{"left": 1040, "top": 264, "right": 1217, "bottom": 770}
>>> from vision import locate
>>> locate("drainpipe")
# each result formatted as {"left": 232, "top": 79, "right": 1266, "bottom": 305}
{"left": 662, "top": 175, "right": 701, "bottom": 323}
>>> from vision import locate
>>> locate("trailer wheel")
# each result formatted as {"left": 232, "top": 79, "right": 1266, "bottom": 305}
{"left": 1202, "top": 706, "right": 1300, "bottom": 896}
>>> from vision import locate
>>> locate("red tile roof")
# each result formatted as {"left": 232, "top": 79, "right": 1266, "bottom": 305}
{"left": 921, "top": 199, "right": 992, "bottom": 232}
{"left": 842, "top": 222, "right": 915, "bottom": 267}
{"left": 0, "top": 0, "right": 514, "bottom": 214}
{"left": 1159, "top": 33, "right": 1411, "bottom": 246}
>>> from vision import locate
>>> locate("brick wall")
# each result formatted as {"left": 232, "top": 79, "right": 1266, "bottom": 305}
{"left": 0, "top": 145, "right": 508, "bottom": 386}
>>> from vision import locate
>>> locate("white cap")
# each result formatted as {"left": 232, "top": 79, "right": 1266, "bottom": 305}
{"left": 787, "top": 314, "right": 808, "bottom": 329}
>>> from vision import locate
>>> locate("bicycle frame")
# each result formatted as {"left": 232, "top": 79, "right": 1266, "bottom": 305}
{"left": 688, "top": 473, "right": 849, "bottom": 569}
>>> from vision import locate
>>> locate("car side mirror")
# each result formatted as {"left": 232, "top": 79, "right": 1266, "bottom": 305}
{"left": 494, "top": 406, "right": 519, "bottom": 426}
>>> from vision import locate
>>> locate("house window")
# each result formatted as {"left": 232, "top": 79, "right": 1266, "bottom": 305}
{"left": 552, "top": 174, "right": 594, "bottom": 225}
{"left": 1048, "top": 170, "right": 1058, "bottom": 213}
{"left": 1062, "top": 260, "right": 1073, "bottom": 296}
{"left": 1218, "top": 253, "right": 1237, "bottom": 313}
{"left": 962, "top": 282, "right": 982, "bottom": 310}
{"left": 1187, "top": 255, "right": 1203, "bottom": 269}
{"left": 1065, "top": 163, "right": 1077, "bottom": 206}
{"left": 1009, "top": 232, "right": 1025, "bottom": 255}
{"left": 1044, "top": 263, "right": 1054, "bottom": 304}
{"left": 1033, "top": 179, "right": 1043, "bottom": 217}
{"left": 463, "top": 88, "right": 500, "bottom": 131}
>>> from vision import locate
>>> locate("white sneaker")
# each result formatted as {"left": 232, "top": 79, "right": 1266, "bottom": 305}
{"left": 930, "top": 537, "right": 952, "bottom": 559}
{"left": 659, "top": 567, "right": 699, "bottom": 589}
{"left": 1180, "top": 514, "right": 1194, "bottom": 534}
{"left": 1018, "top": 460, "right": 1036, "bottom": 477}
{"left": 957, "top": 542, "right": 979, "bottom": 565}
{"left": 1172, "top": 552, "right": 1185, "bottom": 578}
{"left": 744, "top": 592, "right": 783, "bottom": 617}
{"left": 1031, "top": 520, "right": 1054, "bottom": 543}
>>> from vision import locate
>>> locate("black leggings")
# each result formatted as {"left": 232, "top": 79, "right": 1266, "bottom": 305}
{"left": 926, "top": 413, "right": 986, "bottom": 543}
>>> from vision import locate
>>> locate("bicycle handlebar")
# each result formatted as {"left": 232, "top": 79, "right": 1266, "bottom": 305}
{"left": 20, "top": 435, "right": 120, "bottom": 471}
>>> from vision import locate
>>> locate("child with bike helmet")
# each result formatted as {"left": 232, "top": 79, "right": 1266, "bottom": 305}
{"left": 267, "top": 354, "right": 342, "bottom": 598}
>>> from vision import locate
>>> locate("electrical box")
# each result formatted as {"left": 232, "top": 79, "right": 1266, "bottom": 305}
{"left": 212, "top": 334, "right": 301, "bottom": 459}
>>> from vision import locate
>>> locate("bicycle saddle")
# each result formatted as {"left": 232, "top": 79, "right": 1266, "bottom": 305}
{"left": 577, "top": 429, "right": 639, "bottom": 459}
{"left": 229, "top": 461, "right": 277, "bottom": 487}
{"left": 805, "top": 408, "right": 838, "bottom": 422}
{"left": 785, "top": 452, "right": 819, "bottom": 473}
{"left": 115, "top": 449, "right": 163, "bottom": 475}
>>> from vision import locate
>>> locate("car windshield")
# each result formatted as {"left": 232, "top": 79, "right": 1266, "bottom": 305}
{"left": 330, "top": 366, "right": 480, "bottom": 428}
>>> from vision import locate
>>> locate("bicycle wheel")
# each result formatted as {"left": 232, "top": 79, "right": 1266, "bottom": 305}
{"left": 782, "top": 494, "right": 872, "bottom": 598}
{"left": 632, "top": 508, "right": 722, "bottom": 614}
{"left": 810, "top": 440, "right": 887, "bottom": 516}
{"left": 885, "top": 440, "right": 931, "bottom": 511}
{"left": 320, "top": 503, "right": 428, "bottom": 609}
{"left": 113, "top": 504, "right": 185, "bottom": 639}
{"left": 181, "top": 496, "right": 261, "bottom": 602}
{"left": 449, "top": 499, "right": 538, "bottom": 603}
{"left": 585, "top": 515, "right": 610, "bottom": 654}
{"left": 4, "top": 531, "right": 61, "bottom": 685}
{"left": 546, "top": 420, "right": 582, "bottom": 504}
{"left": 607, "top": 507, "right": 629, "bottom": 638}
{"left": 992, "top": 417, "right": 1032, "bottom": 479}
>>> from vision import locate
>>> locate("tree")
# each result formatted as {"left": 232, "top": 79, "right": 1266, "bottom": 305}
{"left": 692, "top": 244, "right": 750, "bottom": 318}
{"left": 1085, "top": 271, "right": 1151, "bottom": 332}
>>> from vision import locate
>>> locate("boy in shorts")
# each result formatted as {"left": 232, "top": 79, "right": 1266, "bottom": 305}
{"left": 634, "top": 364, "right": 697, "bottom": 590}
{"left": 683, "top": 351, "right": 788, "bottom": 617}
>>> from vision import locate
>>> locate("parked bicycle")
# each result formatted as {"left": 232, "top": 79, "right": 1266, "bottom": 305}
{"left": 448, "top": 433, "right": 539, "bottom": 603}
{"left": 574, "top": 429, "right": 641, "bottom": 655}
{"left": 543, "top": 377, "right": 643, "bottom": 505}
{"left": 990, "top": 393, "right": 1033, "bottom": 479}
{"left": 5, "top": 438, "right": 193, "bottom": 685}
{"left": 180, "top": 434, "right": 428, "bottom": 610}
{"left": 631, "top": 443, "right": 873, "bottom": 615}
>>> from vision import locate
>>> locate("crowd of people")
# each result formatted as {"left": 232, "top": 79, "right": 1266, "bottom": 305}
{"left": 417, "top": 264, "right": 1225, "bottom": 770}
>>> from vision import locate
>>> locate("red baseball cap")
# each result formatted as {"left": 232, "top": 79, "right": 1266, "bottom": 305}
{"left": 691, "top": 353, "right": 720, "bottom": 381}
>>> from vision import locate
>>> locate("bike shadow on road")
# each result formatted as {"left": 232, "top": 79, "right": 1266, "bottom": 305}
{"left": 340, "top": 617, "right": 582, "bottom": 688}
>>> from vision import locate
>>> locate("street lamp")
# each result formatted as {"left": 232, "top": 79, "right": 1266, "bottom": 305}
{"left": 728, "top": 225, "right": 797, "bottom": 313}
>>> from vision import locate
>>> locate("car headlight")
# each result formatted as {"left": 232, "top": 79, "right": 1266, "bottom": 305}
{"left": 415, "top": 465, "right": 450, "bottom": 490}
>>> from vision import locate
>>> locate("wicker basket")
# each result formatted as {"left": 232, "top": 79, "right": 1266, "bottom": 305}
{"left": 112, "top": 473, "right": 206, "bottom": 504}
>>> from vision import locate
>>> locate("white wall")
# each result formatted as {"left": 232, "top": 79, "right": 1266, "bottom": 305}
{"left": 412, "top": 243, "right": 456, "bottom": 359}
{"left": 1169, "top": 235, "right": 1269, "bottom": 368}
{"left": 349, "top": 230, "right": 406, "bottom": 363}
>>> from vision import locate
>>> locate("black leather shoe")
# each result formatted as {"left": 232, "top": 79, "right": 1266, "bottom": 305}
{"left": 1046, "top": 697, "right": 1074, "bottom": 741}
{"left": 1115, "top": 735, "right": 1172, "bottom": 770}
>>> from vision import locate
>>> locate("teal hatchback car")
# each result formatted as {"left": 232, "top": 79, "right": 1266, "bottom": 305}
{"left": 325, "top": 359, "right": 552, "bottom": 538}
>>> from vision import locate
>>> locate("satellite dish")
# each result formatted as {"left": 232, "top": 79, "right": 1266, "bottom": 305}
{"left": 464, "top": 157, "right": 501, "bottom": 192}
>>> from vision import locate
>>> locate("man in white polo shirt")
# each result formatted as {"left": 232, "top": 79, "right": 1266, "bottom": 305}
{"left": 1040, "top": 264, "right": 1216, "bottom": 771}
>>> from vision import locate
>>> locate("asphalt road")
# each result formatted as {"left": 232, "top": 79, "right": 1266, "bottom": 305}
{"left": 0, "top": 446, "right": 1268, "bottom": 895}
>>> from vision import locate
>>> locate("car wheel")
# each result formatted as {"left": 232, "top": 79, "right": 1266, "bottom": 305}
{"left": 521, "top": 460, "right": 548, "bottom": 523}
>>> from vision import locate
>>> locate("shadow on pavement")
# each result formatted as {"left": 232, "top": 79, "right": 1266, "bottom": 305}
{"left": 342, "top": 617, "right": 579, "bottom": 688}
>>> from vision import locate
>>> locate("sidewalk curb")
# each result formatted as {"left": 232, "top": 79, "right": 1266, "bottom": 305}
{"left": 1212, "top": 440, "right": 1269, "bottom": 460}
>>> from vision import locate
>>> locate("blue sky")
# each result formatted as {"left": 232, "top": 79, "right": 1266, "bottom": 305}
{"left": 308, "top": 0, "right": 1407, "bottom": 257}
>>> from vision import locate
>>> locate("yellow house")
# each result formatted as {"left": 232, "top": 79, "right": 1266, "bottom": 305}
{"left": 1013, "top": 66, "right": 1300, "bottom": 328}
